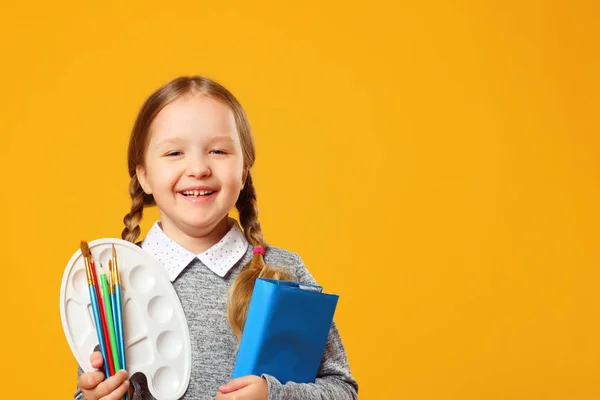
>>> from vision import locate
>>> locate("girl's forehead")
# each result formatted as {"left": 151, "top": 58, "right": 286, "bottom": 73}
{"left": 149, "top": 94, "right": 238, "bottom": 141}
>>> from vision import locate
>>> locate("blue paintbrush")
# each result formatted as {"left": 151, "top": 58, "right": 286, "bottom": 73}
{"left": 111, "top": 246, "right": 129, "bottom": 400}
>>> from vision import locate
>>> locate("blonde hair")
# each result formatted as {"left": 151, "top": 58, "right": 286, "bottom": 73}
{"left": 122, "top": 76, "right": 291, "bottom": 339}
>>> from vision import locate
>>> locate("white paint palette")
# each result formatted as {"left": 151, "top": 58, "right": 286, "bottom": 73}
{"left": 59, "top": 238, "right": 191, "bottom": 400}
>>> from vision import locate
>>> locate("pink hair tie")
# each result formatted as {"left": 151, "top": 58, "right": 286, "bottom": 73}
{"left": 253, "top": 247, "right": 265, "bottom": 256}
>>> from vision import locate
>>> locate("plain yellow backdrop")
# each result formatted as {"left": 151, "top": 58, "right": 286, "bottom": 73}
{"left": 1, "top": 1, "right": 598, "bottom": 399}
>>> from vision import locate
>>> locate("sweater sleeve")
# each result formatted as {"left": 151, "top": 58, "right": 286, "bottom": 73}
{"left": 262, "top": 253, "right": 359, "bottom": 399}
{"left": 74, "top": 366, "right": 84, "bottom": 400}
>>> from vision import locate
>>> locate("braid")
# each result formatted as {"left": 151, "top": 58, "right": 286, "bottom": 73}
{"left": 121, "top": 175, "right": 145, "bottom": 243}
{"left": 235, "top": 173, "right": 265, "bottom": 247}
{"left": 228, "top": 172, "right": 291, "bottom": 339}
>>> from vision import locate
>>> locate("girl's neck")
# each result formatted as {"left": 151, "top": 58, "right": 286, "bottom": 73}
{"left": 159, "top": 216, "right": 232, "bottom": 255}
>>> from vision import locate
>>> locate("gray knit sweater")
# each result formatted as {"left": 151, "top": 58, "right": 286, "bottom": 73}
{"left": 74, "top": 245, "right": 358, "bottom": 399}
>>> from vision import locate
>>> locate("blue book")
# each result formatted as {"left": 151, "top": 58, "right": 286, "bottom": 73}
{"left": 232, "top": 278, "right": 339, "bottom": 384}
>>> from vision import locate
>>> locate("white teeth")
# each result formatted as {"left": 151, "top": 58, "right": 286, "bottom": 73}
{"left": 182, "top": 190, "right": 214, "bottom": 197}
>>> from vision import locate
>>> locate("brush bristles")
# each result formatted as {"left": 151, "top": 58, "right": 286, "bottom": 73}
{"left": 109, "top": 260, "right": 114, "bottom": 280}
{"left": 80, "top": 240, "right": 91, "bottom": 258}
{"left": 80, "top": 240, "right": 92, "bottom": 284}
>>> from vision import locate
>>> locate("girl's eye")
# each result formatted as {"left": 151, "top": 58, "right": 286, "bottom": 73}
{"left": 166, "top": 151, "right": 183, "bottom": 156}
{"left": 209, "top": 149, "right": 227, "bottom": 155}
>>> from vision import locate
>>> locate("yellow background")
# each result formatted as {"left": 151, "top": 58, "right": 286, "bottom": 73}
{"left": 1, "top": 1, "right": 598, "bottom": 399}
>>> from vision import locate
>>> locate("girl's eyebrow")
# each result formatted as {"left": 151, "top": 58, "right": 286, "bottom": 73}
{"left": 208, "top": 135, "right": 236, "bottom": 143}
{"left": 154, "top": 137, "right": 184, "bottom": 148}
{"left": 153, "top": 134, "right": 235, "bottom": 149}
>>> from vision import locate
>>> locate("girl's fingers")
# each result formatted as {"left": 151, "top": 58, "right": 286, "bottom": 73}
{"left": 98, "top": 379, "right": 130, "bottom": 400}
{"left": 90, "top": 351, "right": 104, "bottom": 369}
{"left": 95, "top": 370, "right": 128, "bottom": 398}
{"left": 78, "top": 371, "right": 105, "bottom": 390}
{"left": 218, "top": 375, "right": 256, "bottom": 393}
{"left": 81, "top": 352, "right": 130, "bottom": 399}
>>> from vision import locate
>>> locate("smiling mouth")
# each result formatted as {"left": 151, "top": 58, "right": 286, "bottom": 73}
{"left": 180, "top": 190, "right": 215, "bottom": 197}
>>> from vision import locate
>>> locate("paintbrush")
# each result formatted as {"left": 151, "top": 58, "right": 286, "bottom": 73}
{"left": 113, "top": 246, "right": 127, "bottom": 368}
{"left": 110, "top": 255, "right": 129, "bottom": 400}
{"left": 80, "top": 241, "right": 111, "bottom": 378}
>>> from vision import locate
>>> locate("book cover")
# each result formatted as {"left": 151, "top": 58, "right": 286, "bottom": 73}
{"left": 232, "top": 278, "right": 339, "bottom": 384}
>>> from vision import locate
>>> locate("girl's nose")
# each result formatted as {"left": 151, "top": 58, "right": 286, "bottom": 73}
{"left": 185, "top": 156, "right": 211, "bottom": 179}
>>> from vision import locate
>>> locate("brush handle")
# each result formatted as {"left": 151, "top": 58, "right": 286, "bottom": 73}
{"left": 114, "top": 284, "right": 126, "bottom": 370}
{"left": 89, "top": 285, "right": 110, "bottom": 378}
{"left": 114, "top": 285, "right": 128, "bottom": 400}
{"left": 110, "top": 291, "right": 118, "bottom": 358}
{"left": 110, "top": 291, "right": 124, "bottom": 371}
{"left": 101, "top": 274, "right": 121, "bottom": 372}
{"left": 110, "top": 291, "right": 122, "bottom": 374}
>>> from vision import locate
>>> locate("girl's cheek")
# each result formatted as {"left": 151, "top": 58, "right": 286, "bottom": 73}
{"left": 216, "top": 163, "right": 242, "bottom": 181}
{"left": 226, "top": 171, "right": 244, "bottom": 185}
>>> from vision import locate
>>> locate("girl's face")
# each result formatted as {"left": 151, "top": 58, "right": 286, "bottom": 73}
{"left": 137, "top": 94, "right": 247, "bottom": 239}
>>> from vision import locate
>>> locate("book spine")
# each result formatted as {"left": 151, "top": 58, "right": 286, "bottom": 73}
{"left": 232, "top": 279, "right": 277, "bottom": 378}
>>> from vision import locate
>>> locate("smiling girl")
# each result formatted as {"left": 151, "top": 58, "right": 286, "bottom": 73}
{"left": 74, "top": 76, "right": 358, "bottom": 400}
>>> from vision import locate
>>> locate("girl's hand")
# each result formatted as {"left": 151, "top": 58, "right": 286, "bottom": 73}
{"left": 216, "top": 375, "right": 268, "bottom": 400}
{"left": 78, "top": 351, "right": 132, "bottom": 400}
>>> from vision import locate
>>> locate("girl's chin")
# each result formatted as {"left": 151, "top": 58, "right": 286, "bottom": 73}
{"left": 175, "top": 213, "right": 230, "bottom": 233}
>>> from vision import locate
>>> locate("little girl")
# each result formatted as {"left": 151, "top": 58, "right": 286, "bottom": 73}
{"left": 74, "top": 76, "right": 358, "bottom": 400}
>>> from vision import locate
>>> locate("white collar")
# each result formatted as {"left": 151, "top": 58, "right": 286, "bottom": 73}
{"left": 141, "top": 218, "right": 249, "bottom": 281}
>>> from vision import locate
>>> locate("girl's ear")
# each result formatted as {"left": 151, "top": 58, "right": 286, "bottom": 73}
{"left": 136, "top": 165, "right": 152, "bottom": 195}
